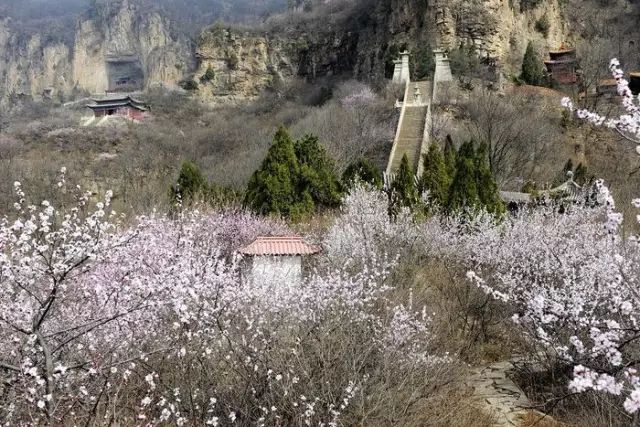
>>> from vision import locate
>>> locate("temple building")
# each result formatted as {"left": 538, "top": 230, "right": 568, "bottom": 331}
{"left": 544, "top": 44, "right": 579, "bottom": 85}
{"left": 87, "top": 95, "right": 149, "bottom": 121}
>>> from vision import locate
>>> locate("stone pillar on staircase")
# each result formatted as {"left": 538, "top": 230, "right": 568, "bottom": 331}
{"left": 392, "top": 51, "right": 411, "bottom": 84}
{"left": 434, "top": 48, "right": 453, "bottom": 82}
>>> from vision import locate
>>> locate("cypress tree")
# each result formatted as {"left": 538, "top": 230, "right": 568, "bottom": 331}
{"left": 390, "top": 154, "right": 419, "bottom": 211}
{"left": 246, "top": 127, "right": 343, "bottom": 220}
{"left": 447, "top": 141, "right": 480, "bottom": 213}
{"left": 245, "top": 126, "right": 301, "bottom": 217}
{"left": 412, "top": 44, "right": 435, "bottom": 80}
{"left": 475, "top": 143, "right": 505, "bottom": 215}
{"left": 294, "top": 134, "right": 341, "bottom": 208}
{"left": 419, "top": 143, "right": 448, "bottom": 206}
{"left": 521, "top": 42, "right": 545, "bottom": 86}
{"left": 170, "top": 161, "right": 208, "bottom": 206}
{"left": 342, "top": 158, "right": 383, "bottom": 189}
{"left": 443, "top": 135, "right": 457, "bottom": 183}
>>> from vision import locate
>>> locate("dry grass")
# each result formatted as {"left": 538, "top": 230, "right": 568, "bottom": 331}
{"left": 520, "top": 411, "right": 568, "bottom": 427}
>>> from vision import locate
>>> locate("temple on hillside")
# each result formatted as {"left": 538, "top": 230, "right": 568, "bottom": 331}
{"left": 87, "top": 95, "right": 149, "bottom": 121}
{"left": 544, "top": 44, "right": 579, "bottom": 85}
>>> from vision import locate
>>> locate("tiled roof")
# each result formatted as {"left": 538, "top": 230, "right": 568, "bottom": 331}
{"left": 239, "top": 236, "right": 321, "bottom": 256}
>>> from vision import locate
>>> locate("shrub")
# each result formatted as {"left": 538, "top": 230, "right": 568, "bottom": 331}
{"left": 342, "top": 158, "right": 383, "bottom": 189}
{"left": 534, "top": 15, "right": 550, "bottom": 37}
{"left": 180, "top": 78, "right": 199, "bottom": 91}
{"left": 199, "top": 65, "right": 216, "bottom": 83}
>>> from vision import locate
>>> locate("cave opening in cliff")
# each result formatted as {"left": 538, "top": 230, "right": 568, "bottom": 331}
{"left": 106, "top": 56, "right": 144, "bottom": 92}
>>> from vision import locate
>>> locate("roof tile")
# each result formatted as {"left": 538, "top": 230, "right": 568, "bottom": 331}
{"left": 239, "top": 236, "right": 321, "bottom": 256}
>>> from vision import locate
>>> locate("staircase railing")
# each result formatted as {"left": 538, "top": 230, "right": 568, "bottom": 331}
{"left": 416, "top": 100, "right": 432, "bottom": 177}
{"left": 385, "top": 77, "right": 412, "bottom": 179}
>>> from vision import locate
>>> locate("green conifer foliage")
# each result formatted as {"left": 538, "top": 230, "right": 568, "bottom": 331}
{"left": 447, "top": 141, "right": 480, "bottom": 212}
{"left": 245, "top": 126, "right": 300, "bottom": 217}
{"left": 245, "top": 127, "right": 342, "bottom": 220}
{"left": 170, "top": 161, "right": 208, "bottom": 205}
{"left": 342, "top": 158, "right": 383, "bottom": 189}
{"left": 412, "top": 44, "right": 435, "bottom": 80}
{"left": 474, "top": 144, "right": 505, "bottom": 215}
{"left": 391, "top": 154, "right": 419, "bottom": 210}
{"left": 170, "top": 161, "right": 237, "bottom": 208}
{"left": 521, "top": 42, "right": 545, "bottom": 86}
{"left": 443, "top": 135, "right": 457, "bottom": 183}
{"left": 294, "top": 134, "right": 341, "bottom": 208}
{"left": 419, "top": 144, "right": 448, "bottom": 206}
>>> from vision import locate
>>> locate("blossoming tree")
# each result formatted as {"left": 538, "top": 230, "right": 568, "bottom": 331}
{"left": 0, "top": 175, "right": 452, "bottom": 425}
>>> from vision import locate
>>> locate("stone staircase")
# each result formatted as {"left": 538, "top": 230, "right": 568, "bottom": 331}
{"left": 389, "top": 105, "right": 428, "bottom": 172}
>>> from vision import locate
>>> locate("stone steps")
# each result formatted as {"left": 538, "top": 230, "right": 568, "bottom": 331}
{"left": 389, "top": 105, "right": 428, "bottom": 172}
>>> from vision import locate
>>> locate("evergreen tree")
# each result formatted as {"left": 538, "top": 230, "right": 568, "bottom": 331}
{"left": 520, "top": 42, "right": 545, "bottom": 86}
{"left": 419, "top": 143, "right": 448, "bottom": 206}
{"left": 447, "top": 141, "right": 480, "bottom": 213}
{"left": 295, "top": 134, "right": 341, "bottom": 208}
{"left": 342, "top": 158, "right": 383, "bottom": 189}
{"left": 443, "top": 135, "right": 457, "bottom": 182}
{"left": 245, "top": 126, "right": 300, "bottom": 217}
{"left": 170, "top": 161, "right": 208, "bottom": 205}
{"left": 412, "top": 44, "right": 435, "bottom": 80}
{"left": 474, "top": 144, "right": 505, "bottom": 215}
{"left": 245, "top": 127, "right": 343, "bottom": 220}
{"left": 390, "top": 154, "right": 418, "bottom": 212}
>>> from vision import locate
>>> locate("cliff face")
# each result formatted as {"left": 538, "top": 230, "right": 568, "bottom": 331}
{"left": 193, "top": 28, "right": 294, "bottom": 102}
{"left": 0, "top": 0, "right": 191, "bottom": 104}
{"left": 192, "top": 0, "right": 575, "bottom": 102}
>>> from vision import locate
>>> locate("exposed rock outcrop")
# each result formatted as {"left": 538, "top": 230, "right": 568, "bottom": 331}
{"left": 0, "top": 0, "right": 191, "bottom": 105}
{"left": 194, "top": 28, "right": 294, "bottom": 102}
{"left": 191, "top": 0, "right": 575, "bottom": 102}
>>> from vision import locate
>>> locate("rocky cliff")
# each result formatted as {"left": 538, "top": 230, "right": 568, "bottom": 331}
{"left": 191, "top": 0, "right": 579, "bottom": 101}
{"left": 0, "top": 0, "right": 191, "bottom": 105}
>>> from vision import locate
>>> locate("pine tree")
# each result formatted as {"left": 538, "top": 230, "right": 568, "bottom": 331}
{"left": 447, "top": 141, "right": 480, "bottom": 213}
{"left": 170, "top": 161, "right": 208, "bottom": 206}
{"left": 474, "top": 144, "right": 505, "bottom": 215}
{"left": 342, "top": 158, "right": 383, "bottom": 189}
{"left": 419, "top": 143, "right": 448, "bottom": 206}
{"left": 245, "top": 127, "right": 343, "bottom": 220}
{"left": 295, "top": 134, "right": 341, "bottom": 209}
{"left": 245, "top": 126, "right": 301, "bottom": 217}
{"left": 443, "top": 135, "right": 457, "bottom": 183}
{"left": 412, "top": 44, "right": 435, "bottom": 80}
{"left": 521, "top": 42, "right": 545, "bottom": 86}
{"left": 390, "top": 154, "right": 418, "bottom": 212}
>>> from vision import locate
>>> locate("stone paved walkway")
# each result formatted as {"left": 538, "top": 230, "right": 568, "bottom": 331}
{"left": 468, "top": 361, "right": 552, "bottom": 427}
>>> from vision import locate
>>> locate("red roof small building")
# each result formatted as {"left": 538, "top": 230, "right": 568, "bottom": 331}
{"left": 239, "top": 236, "right": 321, "bottom": 285}
{"left": 239, "top": 236, "right": 321, "bottom": 256}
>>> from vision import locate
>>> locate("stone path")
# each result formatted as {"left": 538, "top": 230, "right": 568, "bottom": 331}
{"left": 389, "top": 104, "right": 429, "bottom": 172}
{"left": 468, "top": 360, "right": 550, "bottom": 427}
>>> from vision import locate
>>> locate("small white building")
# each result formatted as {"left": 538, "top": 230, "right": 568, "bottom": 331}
{"left": 239, "top": 236, "right": 321, "bottom": 286}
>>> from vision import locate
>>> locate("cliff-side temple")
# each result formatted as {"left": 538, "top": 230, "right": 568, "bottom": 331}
{"left": 544, "top": 45, "right": 578, "bottom": 86}
{"left": 106, "top": 54, "right": 145, "bottom": 93}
